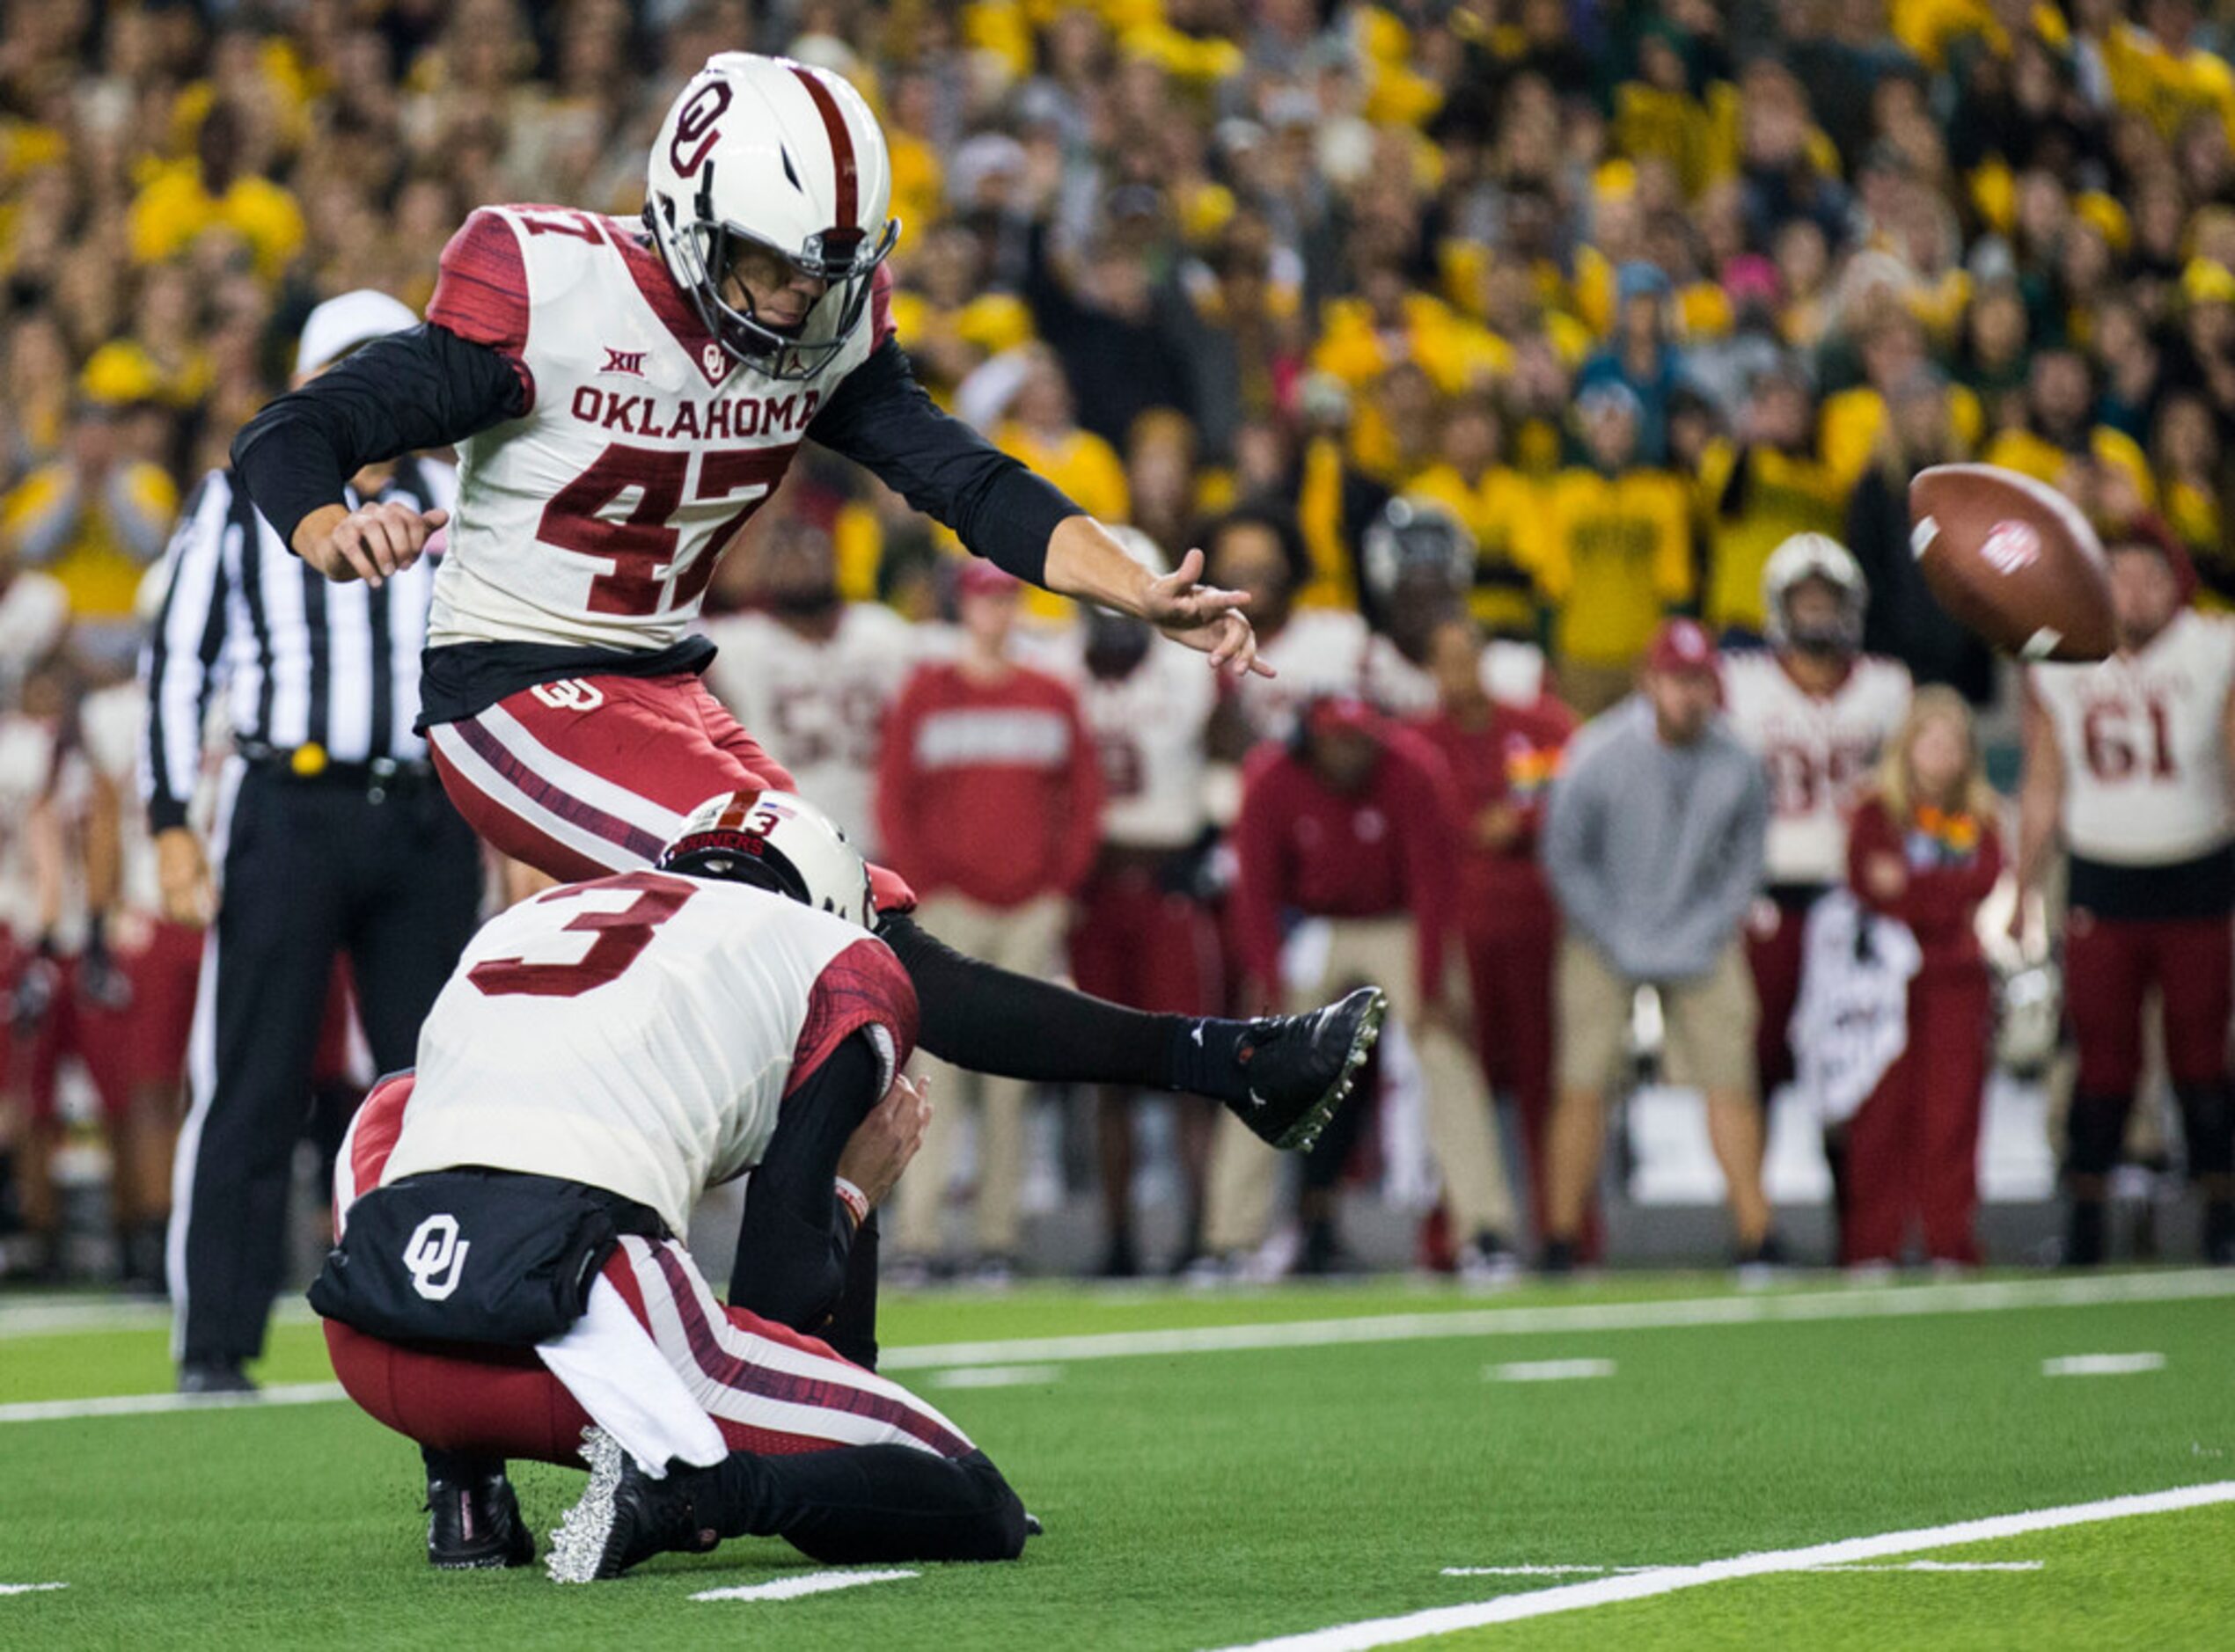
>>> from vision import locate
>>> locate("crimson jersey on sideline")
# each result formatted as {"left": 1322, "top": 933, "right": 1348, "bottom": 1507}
{"left": 1229, "top": 727, "right": 1460, "bottom": 1002}
{"left": 876, "top": 661, "right": 1103, "bottom": 908}
{"left": 1411, "top": 696, "right": 1577, "bottom": 937}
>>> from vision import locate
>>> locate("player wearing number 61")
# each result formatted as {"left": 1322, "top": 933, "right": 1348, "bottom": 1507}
{"left": 230, "top": 48, "right": 1385, "bottom": 1382}
{"left": 2012, "top": 520, "right": 2235, "bottom": 1268}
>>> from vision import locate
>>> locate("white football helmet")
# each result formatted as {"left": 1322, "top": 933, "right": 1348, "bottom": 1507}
{"left": 644, "top": 53, "right": 899, "bottom": 380}
{"left": 1762, "top": 532, "right": 1867, "bottom": 653}
{"left": 658, "top": 789, "right": 876, "bottom": 929}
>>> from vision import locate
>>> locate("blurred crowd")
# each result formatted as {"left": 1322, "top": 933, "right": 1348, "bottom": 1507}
{"left": 4, "top": 0, "right": 2235, "bottom": 1290}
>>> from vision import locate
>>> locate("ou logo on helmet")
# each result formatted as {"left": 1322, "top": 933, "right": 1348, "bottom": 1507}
{"left": 404, "top": 1213, "right": 472, "bottom": 1301}
{"left": 670, "top": 79, "right": 733, "bottom": 176}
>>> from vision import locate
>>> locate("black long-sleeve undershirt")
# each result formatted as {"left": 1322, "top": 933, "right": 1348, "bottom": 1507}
{"left": 728, "top": 1030, "right": 885, "bottom": 1366}
{"left": 231, "top": 323, "right": 523, "bottom": 551}
{"left": 230, "top": 325, "right": 1076, "bottom": 588}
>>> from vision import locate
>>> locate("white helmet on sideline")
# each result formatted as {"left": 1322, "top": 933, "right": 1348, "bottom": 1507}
{"left": 644, "top": 54, "right": 899, "bottom": 380}
{"left": 657, "top": 790, "right": 876, "bottom": 929}
{"left": 1762, "top": 532, "right": 1867, "bottom": 654}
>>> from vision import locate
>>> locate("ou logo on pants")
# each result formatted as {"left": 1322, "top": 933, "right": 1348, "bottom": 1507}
{"left": 404, "top": 1213, "right": 472, "bottom": 1300}
{"left": 531, "top": 678, "right": 605, "bottom": 712}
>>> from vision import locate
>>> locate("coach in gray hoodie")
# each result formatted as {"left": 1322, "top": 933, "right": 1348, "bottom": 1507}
{"left": 1540, "top": 618, "right": 1774, "bottom": 1273}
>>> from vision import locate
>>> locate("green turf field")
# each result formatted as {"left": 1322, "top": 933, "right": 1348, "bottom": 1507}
{"left": 2, "top": 1270, "right": 2231, "bottom": 1649}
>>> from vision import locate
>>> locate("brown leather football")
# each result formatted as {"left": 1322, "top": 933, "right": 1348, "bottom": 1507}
{"left": 1907, "top": 464, "right": 2114, "bottom": 662}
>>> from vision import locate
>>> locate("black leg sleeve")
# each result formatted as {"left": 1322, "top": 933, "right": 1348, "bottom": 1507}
{"left": 2066, "top": 1092, "right": 2133, "bottom": 1181}
{"left": 2175, "top": 1082, "right": 2234, "bottom": 1179}
{"left": 729, "top": 1034, "right": 883, "bottom": 1349}
{"left": 700, "top": 1446, "right": 1028, "bottom": 1565}
{"left": 880, "top": 910, "right": 1191, "bottom": 1086}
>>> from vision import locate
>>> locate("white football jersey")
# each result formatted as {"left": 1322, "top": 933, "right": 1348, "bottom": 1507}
{"left": 1722, "top": 651, "right": 1912, "bottom": 885}
{"left": 1362, "top": 635, "right": 1550, "bottom": 717}
{"left": 426, "top": 206, "right": 885, "bottom": 654}
{"left": 77, "top": 683, "right": 159, "bottom": 917}
{"left": 0, "top": 713, "right": 57, "bottom": 943}
{"left": 701, "top": 603, "right": 921, "bottom": 857}
{"left": 383, "top": 872, "right": 915, "bottom": 1234}
{"left": 1234, "top": 608, "right": 1372, "bottom": 742}
{"left": 2031, "top": 609, "right": 2235, "bottom": 866}
{"left": 1048, "top": 634, "right": 1216, "bottom": 850}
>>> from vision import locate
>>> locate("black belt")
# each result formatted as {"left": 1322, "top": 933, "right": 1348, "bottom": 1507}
{"left": 237, "top": 740, "right": 436, "bottom": 800}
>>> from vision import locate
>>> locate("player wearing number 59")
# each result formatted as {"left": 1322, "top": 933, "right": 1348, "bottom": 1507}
{"left": 2016, "top": 523, "right": 2235, "bottom": 1266}
{"left": 229, "top": 53, "right": 1381, "bottom": 1214}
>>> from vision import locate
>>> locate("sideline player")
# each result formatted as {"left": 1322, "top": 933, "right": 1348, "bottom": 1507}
{"left": 2018, "top": 525, "right": 2235, "bottom": 1265}
{"left": 1721, "top": 537, "right": 1911, "bottom": 1108}
{"left": 229, "top": 51, "right": 1379, "bottom": 1160}
{"left": 317, "top": 791, "right": 1029, "bottom": 1579}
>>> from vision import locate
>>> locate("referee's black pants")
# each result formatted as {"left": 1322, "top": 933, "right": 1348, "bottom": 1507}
{"left": 172, "top": 763, "right": 481, "bottom": 1367}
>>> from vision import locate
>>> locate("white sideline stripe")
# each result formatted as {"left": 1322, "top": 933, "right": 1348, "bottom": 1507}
{"left": 1441, "top": 1561, "right": 2042, "bottom": 1577}
{"left": 1210, "top": 1482, "right": 2235, "bottom": 1651}
{"left": 2043, "top": 1352, "right": 2166, "bottom": 1377}
{"left": 927, "top": 1364, "right": 1063, "bottom": 1390}
{"left": 1484, "top": 1359, "right": 1615, "bottom": 1383}
{"left": 0, "top": 1297, "right": 320, "bottom": 1340}
{"left": 1821, "top": 1561, "right": 2044, "bottom": 1572}
{"left": 0, "top": 1584, "right": 67, "bottom": 1596}
{"left": 0, "top": 1382, "right": 345, "bottom": 1423}
{"left": 6, "top": 1270, "right": 2230, "bottom": 1422}
{"left": 1442, "top": 1568, "right": 1659, "bottom": 1577}
{"left": 692, "top": 1568, "right": 916, "bottom": 1603}
{"left": 877, "top": 1269, "right": 2235, "bottom": 1370}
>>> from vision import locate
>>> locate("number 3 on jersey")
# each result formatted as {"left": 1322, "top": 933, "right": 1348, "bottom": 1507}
{"left": 539, "top": 444, "right": 789, "bottom": 616}
{"left": 469, "top": 873, "right": 695, "bottom": 998}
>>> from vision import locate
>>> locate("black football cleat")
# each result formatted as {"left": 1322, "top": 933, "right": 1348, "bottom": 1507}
{"left": 176, "top": 1359, "right": 256, "bottom": 1396}
{"left": 1228, "top": 987, "right": 1386, "bottom": 1151}
{"left": 426, "top": 1457, "right": 535, "bottom": 1570}
{"left": 547, "top": 1429, "right": 719, "bottom": 1583}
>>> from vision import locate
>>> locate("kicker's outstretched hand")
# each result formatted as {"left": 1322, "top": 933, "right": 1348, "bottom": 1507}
{"left": 1142, "top": 547, "right": 1273, "bottom": 679}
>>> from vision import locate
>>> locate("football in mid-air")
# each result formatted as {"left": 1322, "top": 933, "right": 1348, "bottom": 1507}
{"left": 1907, "top": 464, "right": 2115, "bottom": 662}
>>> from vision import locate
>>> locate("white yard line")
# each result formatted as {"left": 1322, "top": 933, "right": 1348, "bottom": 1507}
{"left": 1484, "top": 1359, "right": 1616, "bottom": 1383}
{"left": 4, "top": 1270, "right": 2229, "bottom": 1424}
{"left": 926, "top": 1364, "right": 1063, "bottom": 1389}
{"left": 1818, "top": 1561, "right": 2043, "bottom": 1572}
{"left": 2043, "top": 1352, "right": 2166, "bottom": 1377}
{"left": 0, "top": 1382, "right": 345, "bottom": 1424}
{"left": 1209, "top": 1481, "right": 2235, "bottom": 1651}
{"left": 0, "top": 1297, "right": 317, "bottom": 1341}
{"left": 691, "top": 1568, "right": 916, "bottom": 1602}
{"left": 878, "top": 1269, "right": 2235, "bottom": 1370}
{"left": 0, "top": 1584, "right": 67, "bottom": 1596}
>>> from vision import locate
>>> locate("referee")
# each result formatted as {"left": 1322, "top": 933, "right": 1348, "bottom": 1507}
{"left": 142, "top": 292, "right": 483, "bottom": 1394}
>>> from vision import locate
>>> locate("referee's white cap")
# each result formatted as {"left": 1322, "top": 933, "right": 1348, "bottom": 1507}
{"left": 294, "top": 289, "right": 420, "bottom": 381}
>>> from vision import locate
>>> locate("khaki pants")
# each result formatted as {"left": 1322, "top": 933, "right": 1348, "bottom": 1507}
{"left": 1557, "top": 933, "right": 1758, "bottom": 1099}
{"left": 1205, "top": 916, "right": 1516, "bottom": 1254}
{"left": 890, "top": 891, "right": 1068, "bottom": 1258}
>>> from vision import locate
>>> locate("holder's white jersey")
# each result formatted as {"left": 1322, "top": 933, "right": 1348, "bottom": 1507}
{"left": 701, "top": 603, "right": 926, "bottom": 857}
{"left": 1722, "top": 650, "right": 1912, "bottom": 886}
{"left": 382, "top": 872, "right": 916, "bottom": 1234}
{"left": 424, "top": 205, "right": 888, "bottom": 654}
{"left": 2030, "top": 609, "right": 2235, "bottom": 866}
{"left": 1049, "top": 635, "right": 1216, "bottom": 850}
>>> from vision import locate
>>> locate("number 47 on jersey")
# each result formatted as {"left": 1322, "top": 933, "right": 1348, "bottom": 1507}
{"left": 539, "top": 442, "right": 789, "bottom": 618}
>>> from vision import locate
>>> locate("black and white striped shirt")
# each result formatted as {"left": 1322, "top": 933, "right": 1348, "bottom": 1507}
{"left": 139, "top": 459, "right": 452, "bottom": 830}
